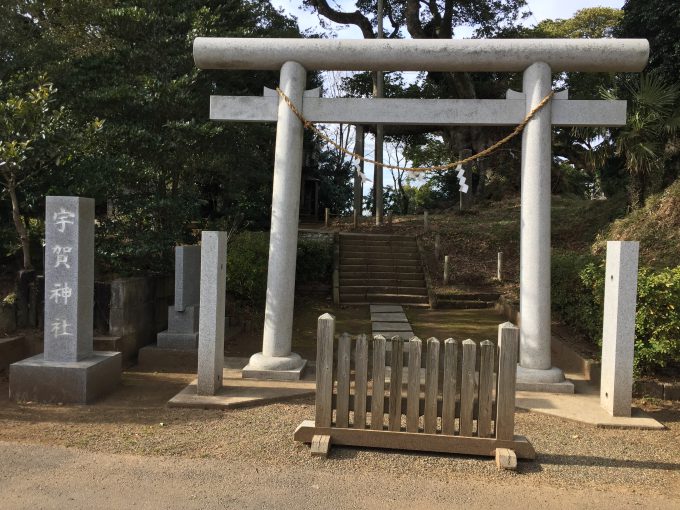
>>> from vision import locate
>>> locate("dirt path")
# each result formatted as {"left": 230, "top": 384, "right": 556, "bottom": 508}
{"left": 0, "top": 371, "right": 679, "bottom": 509}
{"left": 0, "top": 440, "right": 677, "bottom": 510}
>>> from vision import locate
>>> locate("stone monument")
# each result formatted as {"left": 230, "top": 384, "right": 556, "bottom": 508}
{"left": 10, "top": 196, "right": 121, "bottom": 404}
{"left": 600, "top": 241, "right": 639, "bottom": 417}
{"left": 197, "top": 231, "right": 227, "bottom": 395}
{"left": 157, "top": 245, "right": 201, "bottom": 349}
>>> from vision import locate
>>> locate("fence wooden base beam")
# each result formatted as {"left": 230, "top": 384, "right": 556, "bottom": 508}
{"left": 495, "top": 448, "right": 517, "bottom": 470}
{"left": 295, "top": 421, "right": 536, "bottom": 460}
{"left": 311, "top": 434, "right": 331, "bottom": 457}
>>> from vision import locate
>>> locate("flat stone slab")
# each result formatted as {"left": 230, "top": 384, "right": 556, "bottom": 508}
{"left": 168, "top": 357, "right": 315, "bottom": 409}
{"left": 374, "top": 332, "right": 414, "bottom": 340}
{"left": 370, "top": 305, "right": 404, "bottom": 313}
{"left": 516, "top": 380, "right": 575, "bottom": 393}
{"left": 370, "top": 312, "right": 408, "bottom": 322}
{"left": 137, "top": 344, "right": 198, "bottom": 373}
{"left": 242, "top": 359, "right": 307, "bottom": 382}
{"left": 516, "top": 379, "right": 665, "bottom": 430}
{"left": 9, "top": 351, "right": 121, "bottom": 404}
{"left": 372, "top": 322, "right": 414, "bottom": 332}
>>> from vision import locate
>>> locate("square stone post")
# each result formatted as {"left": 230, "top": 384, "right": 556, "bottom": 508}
{"left": 10, "top": 196, "right": 121, "bottom": 403}
{"left": 44, "top": 197, "right": 94, "bottom": 362}
{"left": 243, "top": 60, "right": 307, "bottom": 380}
{"left": 197, "top": 231, "right": 227, "bottom": 395}
{"left": 600, "top": 241, "right": 639, "bottom": 417}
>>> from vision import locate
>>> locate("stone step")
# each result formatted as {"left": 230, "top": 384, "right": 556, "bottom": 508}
{"left": 340, "top": 257, "right": 421, "bottom": 266}
{"left": 340, "top": 248, "right": 419, "bottom": 257}
{"left": 341, "top": 238, "right": 418, "bottom": 246}
{"left": 342, "top": 285, "right": 428, "bottom": 296}
{"left": 340, "top": 264, "right": 424, "bottom": 273}
{"left": 341, "top": 293, "right": 429, "bottom": 304}
{"left": 340, "top": 271, "right": 424, "bottom": 280}
{"left": 93, "top": 335, "right": 124, "bottom": 352}
{"left": 437, "top": 300, "right": 497, "bottom": 309}
{"left": 339, "top": 233, "right": 415, "bottom": 242}
{"left": 341, "top": 278, "right": 426, "bottom": 287}
{"left": 438, "top": 292, "right": 501, "bottom": 301}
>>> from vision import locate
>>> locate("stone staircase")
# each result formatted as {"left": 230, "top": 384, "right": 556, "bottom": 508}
{"left": 339, "top": 233, "right": 429, "bottom": 305}
{"left": 435, "top": 291, "right": 500, "bottom": 309}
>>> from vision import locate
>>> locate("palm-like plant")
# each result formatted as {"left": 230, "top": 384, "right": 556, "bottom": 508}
{"left": 601, "top": 72, "right": 680, "bottom": 208}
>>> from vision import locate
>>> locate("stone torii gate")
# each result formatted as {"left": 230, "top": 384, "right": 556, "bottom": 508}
{"left": 193, "top": 38, "right": 648, "bottom": 385}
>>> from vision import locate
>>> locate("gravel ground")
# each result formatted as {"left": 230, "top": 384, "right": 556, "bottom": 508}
{"left": 0, "top": 371, "right": 679, "bottom": 503}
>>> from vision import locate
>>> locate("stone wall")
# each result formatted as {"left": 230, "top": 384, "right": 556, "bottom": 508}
{"left": 95, "top": 276, "right": 173, "bottom": 361}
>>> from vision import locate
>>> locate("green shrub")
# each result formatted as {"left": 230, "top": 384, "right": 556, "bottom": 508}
{"left": 296, "top": 238, "right": 333, "bottom": 284}
{"left": 633, "top": 267, "right": 680, "bottom": 373}
{"left": 553, "top": 251, "right": 680, "bottom": 374}
{"left": 226, "top": 231, "right": 270, "bottom": 305}
{"left": 226, "top": 232, "right": 332, "bottom": 304}
{"left": 551, "top": 250, "right": 603, "bottom": 342}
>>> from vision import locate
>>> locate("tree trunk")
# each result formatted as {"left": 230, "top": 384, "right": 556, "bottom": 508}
{"left": 628, "top": 173, "right": 645, "bottom": 210}
{"left": 8, "top": 181, "right": 33, "bottom": 270}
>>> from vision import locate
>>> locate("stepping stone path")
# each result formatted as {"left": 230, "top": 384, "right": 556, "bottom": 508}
{"left": 370, "top": 305, "right": 414, "bottom": 339}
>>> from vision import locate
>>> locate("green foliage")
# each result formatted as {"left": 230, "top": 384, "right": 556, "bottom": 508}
{"left": 593, "top": 179, "right": 680, "bottom": 268}
{"left": 634, "top": 267, "right": 680, "bottom": 373}
{"left": 619, "top": 0, "right": 680, "bottom": 81}
{"left": 553, "top": 251, "right": 680, "bottom": 374}
{"left": 552, "top": 251, "right": 603, "bottom": 343}
{"left": 226, "top": 231, "right": 270, "bottom": 305}
{"left": 226, "top": 232, "right": 332, "bottom": 305}
{"left": 0, "top": 0, "right": 306, "bottom": 274}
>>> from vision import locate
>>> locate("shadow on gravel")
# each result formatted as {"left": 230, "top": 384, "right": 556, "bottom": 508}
{"left": 538, "top": 453, "right": 680, "bottom": 471}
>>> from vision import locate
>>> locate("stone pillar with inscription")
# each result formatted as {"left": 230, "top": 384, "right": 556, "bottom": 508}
{"left": 10, "top": 196, "right": 121, "bottom": 404}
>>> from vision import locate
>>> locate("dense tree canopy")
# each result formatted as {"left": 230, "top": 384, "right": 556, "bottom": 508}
{"left": 0, "top": 0, "right": 305, "bottom": 274}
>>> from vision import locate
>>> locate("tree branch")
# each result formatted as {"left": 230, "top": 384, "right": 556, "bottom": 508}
{"left": 405, "top": 0, "right": 427, "bottom": 39}
{"left": 308, "top": 0, "right": 375, "bottom": 39}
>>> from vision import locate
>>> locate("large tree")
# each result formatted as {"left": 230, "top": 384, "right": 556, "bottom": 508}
{"left": 0, "top": 0, "right": 304, "bottom": 274}
{"left": 305, "top": 0, "right": 530, "bottom": 201}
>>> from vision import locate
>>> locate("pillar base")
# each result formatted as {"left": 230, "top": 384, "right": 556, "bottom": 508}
{"left": 242, "top": 352, "right": 307, "bottom": 381}
{"left": 9, "top": 352, "right": 122, "bottom": 404}
{"left": 516, "top": 365, "right": 574, "bottom": 394}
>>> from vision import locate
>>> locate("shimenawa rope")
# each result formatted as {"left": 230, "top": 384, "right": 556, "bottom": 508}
{"left": 275, "top": 86, "right": 555, "bottom": 173}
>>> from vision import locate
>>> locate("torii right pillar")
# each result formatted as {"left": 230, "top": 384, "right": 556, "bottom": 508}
{"left": 517, "top": 61, "right": 573, "bottom": 392}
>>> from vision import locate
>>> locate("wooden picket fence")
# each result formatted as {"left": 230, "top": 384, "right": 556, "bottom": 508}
{"left": 294, "top": 313, "right": 535, "bottom": 460}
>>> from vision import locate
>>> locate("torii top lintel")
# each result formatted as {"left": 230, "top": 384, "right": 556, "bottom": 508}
{"left": 193, "top": 38, "right": 649, "bottom": 73}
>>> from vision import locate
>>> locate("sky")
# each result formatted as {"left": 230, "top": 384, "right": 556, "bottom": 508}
{"left": 266, "top": 0, "right": 626, "bottom": 195}
{"left": 270, "top": 0, "right": 626, "bottom": 38}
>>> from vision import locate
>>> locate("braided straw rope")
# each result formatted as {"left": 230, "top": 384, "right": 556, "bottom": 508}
{"left": 275, "top": 86, "right": 555, "bottom": 173}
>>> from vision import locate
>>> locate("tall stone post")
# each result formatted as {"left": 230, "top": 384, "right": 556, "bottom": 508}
{"left": 516, "top": 62, "right": 572, "bottom": 392}
{"left": 197, "top": 231, "right": 227, "bottom": 395}
{"left": 243, "top": 61, "right": 307, "bottom": 380}
{"left": 10, "top": 196, "right": 121, "bottom": 403}
{"left": 600, "top": 241, "right": 639, "bottom": 417}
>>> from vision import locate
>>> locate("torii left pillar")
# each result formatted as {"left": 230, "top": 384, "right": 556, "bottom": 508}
{"left": 242, "top": 61, "right": 307, "bottom": 380}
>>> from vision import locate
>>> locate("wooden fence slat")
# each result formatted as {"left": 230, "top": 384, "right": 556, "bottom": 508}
{"left": 495, "top": 322, "right": 519, "bottom": 441}
{"left": 459, "top": 339, "right": 477, "bottom": 437}
{"left": 370, "top": 335, "right": 386, "bottom": 430}
{"left": 388, "top": 336, "right": 404, "bottom": 432}
{"left": 335, "top": 333, "right": 352, "bottom": 428}
{"left": 354, "top": 334, "right": 368, "bottom": 429}
{"left": 424, "top": 338, "right": 440, "bottom": 434}
{"left": 441, "top": 339, "right": 458, "bottom": 435}
{"left": 315, "top": 313, "right": 335, "bottom": 428}
{"left": 477, "top": 340, "right": 495, "bottom": 438}
{"left": 406, "top": 337, "right": 423, "bottom": 432}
